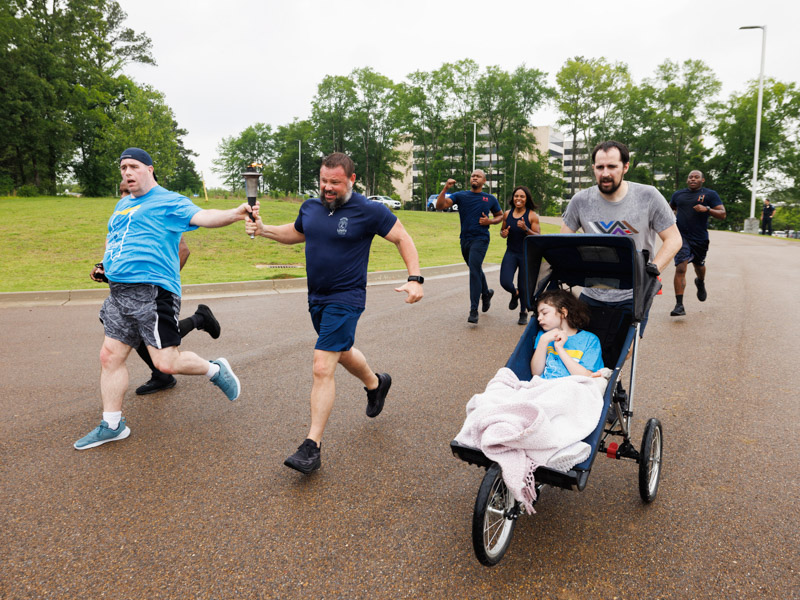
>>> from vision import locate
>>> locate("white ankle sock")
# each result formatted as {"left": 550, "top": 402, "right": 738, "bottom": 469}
{"left": 206, "top": 362, "right": 220, "bottom": 379}
{"left": 103, "top": 411, "right": 122, "bottom": 430}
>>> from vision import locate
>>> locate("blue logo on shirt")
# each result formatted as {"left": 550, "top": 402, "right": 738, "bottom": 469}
{"left": 337, "top": 217, "right": 349, "bottom": 236}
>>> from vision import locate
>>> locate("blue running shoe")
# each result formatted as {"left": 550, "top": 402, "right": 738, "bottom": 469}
{"left": 74, "top": 419, "right": 130, "bottom": 450}
{"left": 210, "top": 358, "right": 240, "bottom": 401}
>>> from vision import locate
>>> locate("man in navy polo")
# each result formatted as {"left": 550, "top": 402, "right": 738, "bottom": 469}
{"left": 436, "top": 170, "right": 503, "bottom": 324}
{"left": 669, "top": 169, "right": 726, "bottom": 316}
{"left": 246, "top": 152, "right": 424, "bottom": 474}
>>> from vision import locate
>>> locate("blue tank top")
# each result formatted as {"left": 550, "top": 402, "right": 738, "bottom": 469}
{"left": 506, "top": 210, "right": 532, "bottom": 253}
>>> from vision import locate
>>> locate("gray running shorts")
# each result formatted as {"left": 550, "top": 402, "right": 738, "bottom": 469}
{"left": 99, "top": 283, "right": 181, "bottom": 349}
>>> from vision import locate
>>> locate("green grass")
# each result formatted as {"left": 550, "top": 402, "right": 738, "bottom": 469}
{"left": 0, "top": 196, "right": 559, "bottom": 292}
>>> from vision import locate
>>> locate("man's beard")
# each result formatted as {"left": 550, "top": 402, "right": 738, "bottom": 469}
{"left": 598, "top": 177, "right": 622, "bottom": 195}
{"left": 322, "top": 186, "right": 353, "bottom": 212}
{"left": 471, "top": 182, "right": 481, "bottom": 191}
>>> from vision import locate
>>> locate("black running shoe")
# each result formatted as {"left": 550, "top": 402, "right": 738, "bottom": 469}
{"left": 195, "top": 304, "right": 221, "bottom": 339}
{"left": 670, "top": 303, "right": 686, "bottom": 316}
{"left": 481, "top": 289, "right": 494, "bottom": 312}
{"left": 517, "top": 311, "right": 528, "bottom": 326}
{"left": 467, "top": 309, "right": 479, "bottom": 324}
{"left": 695, "top": 278, "right": 707, "bottom": 302}
{"left": 509, "top": 292, "right": 519, "bottom": 311}
{"left": 365, "top": 372, "right": 392, "bottom": 418}
{"left": 284, "top": 439, "right": 321, "bottom": 474}
{"left": 135, "top": 374, "right": 177, "bottom": 395}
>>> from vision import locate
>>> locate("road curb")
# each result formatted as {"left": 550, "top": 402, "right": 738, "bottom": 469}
{"left": 0, "top": 263, "right": 499, "bottom": 308}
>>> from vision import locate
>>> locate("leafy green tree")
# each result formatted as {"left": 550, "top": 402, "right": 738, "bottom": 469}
{"left": 212, "top": 123, "right": 273, "bottom": 192}
{"left": 476, "top": 64, "right": 551, "bottom": 202}
{"left": 310, "top": 75, "right": 357, "bottom": 156}
{"left": 0, "top": 0, "right": 156, "bottom": 194}
{"left": 707, "top": 79, "right": 800, "bottom": 229}
{"left": 264, "top": 119, "right": 318, "bottom": 196}
{"left": 162, "top": 128, "right": 202, "bottom": 194}
{"left": 347, "top": 68, "right": 404, "bottom": 196}
{"left": 643, "top": 59, "right": 721, "bottom": 193}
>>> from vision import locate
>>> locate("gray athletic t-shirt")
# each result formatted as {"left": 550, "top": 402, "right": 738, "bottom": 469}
{"left": 562, "top": 182, "right": 675, "bottom": 302}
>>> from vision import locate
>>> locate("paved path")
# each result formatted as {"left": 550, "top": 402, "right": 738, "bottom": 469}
{"left": 1, "top": 232, "right": 798, "bottom": 599}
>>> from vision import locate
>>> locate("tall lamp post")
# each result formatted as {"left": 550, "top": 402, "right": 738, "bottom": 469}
{"left": 297, "top": 140, "right": 302, "bottom": 197}
{"left": 740, "top": 24, "right": 767, "bottom": 233}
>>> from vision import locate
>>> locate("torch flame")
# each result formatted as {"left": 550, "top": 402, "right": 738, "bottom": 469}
{"left": 248, "top": 162, "right": 263, "bottom": 168}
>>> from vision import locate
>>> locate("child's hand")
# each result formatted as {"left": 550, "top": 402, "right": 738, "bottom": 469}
{"left": 552, "top": 328, "right": 566, "bottom": 351}
{"left": 540, "top": 329, "right": 558, "bottom": 344}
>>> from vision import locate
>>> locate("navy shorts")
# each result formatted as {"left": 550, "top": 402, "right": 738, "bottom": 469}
{"left": 674, "top": 238, "right": 709, "bottom": 267}
{"left": 99, "top": 283, "right": 181, "bottom": 349}
{"left": 309, "top": 303, "right": 364, "bottom": 352}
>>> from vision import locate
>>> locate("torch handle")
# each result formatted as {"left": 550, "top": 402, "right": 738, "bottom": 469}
{"left": 247, "top": 196, "right": 256, "bottom": 239}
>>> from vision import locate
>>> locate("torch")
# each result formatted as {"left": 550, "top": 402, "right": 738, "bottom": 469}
{"left": 241, "top": 163, "right": 262, "bottom": 239}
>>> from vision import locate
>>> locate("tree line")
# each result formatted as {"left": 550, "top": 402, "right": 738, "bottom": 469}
{"left": 3, "top": 3, "right": 798, "bottom": 229}
{"left": 216, "top": 58, "right": 800, "bottom": 228}
{"left": 0, "top": 0, "right": 201, "bottom": 197}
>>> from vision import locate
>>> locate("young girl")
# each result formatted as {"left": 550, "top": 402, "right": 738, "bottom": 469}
{"left": 531, "top": 289, "right": 604, "bottom": 379}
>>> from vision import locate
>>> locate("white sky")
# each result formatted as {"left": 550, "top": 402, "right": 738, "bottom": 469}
{"left": 119, "top": 0, "right": 797, "bottom": 188}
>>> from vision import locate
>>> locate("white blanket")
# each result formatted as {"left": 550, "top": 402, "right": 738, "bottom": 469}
{"left": 454, "top": 367, "right": 610, "bottom": 512}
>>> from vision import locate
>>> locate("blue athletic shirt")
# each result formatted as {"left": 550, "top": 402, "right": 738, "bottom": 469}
{"left": 449, "top": 190, "right": 502, "bottom": 242}
{"left": 670, "top": 187, "right": 722, "bottom": 242}
{"left": 103, "top": 185, "right": 201, "bottom": 296}
{"left": 534, "top": 329, "right": 604, "bottom": 379}
{"left": 294, "top": 192, "right": 397, "bottom": 308}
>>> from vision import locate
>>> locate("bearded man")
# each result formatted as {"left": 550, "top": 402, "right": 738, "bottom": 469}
{"left": 560, "top": 140, "right": 681, "bottom": 336}
{"left": 245, "top": 152, "right": 423, "bottom": 474}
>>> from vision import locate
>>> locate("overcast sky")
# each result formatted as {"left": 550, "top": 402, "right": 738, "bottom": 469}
{"left": 119, "top": 0, "right": 797, "bottom": 188}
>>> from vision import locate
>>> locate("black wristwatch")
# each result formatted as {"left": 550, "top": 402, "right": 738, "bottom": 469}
{"left": 408, "top": 275, "right": 424, "bottom": 284}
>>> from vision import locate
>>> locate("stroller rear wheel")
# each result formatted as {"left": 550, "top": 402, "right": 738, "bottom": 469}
{"left": 472, "top": 463, "right": 518, "bottom": 566}
{"left": 638, "top": 418, "right": 663, "bottom": 503}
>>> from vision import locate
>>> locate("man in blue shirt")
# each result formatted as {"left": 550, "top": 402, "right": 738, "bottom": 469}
{"left": 246, "top": 152, "right": 424, "bottom": 474}
{"left": 436, "top": 170, "right": 503, "bottom": 324}
{"left": 668, "top": 170, "right": 726, "bottom": 316}
{"left": 74, "top": 148, "right": 250, "bottom": 451}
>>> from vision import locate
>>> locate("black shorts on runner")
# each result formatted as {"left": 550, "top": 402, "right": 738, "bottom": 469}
{"left": 99, "top": 283, "right": 182, "bottom": 349}
{"left": 674, "top": 238, "right": 709, "bottom": 267}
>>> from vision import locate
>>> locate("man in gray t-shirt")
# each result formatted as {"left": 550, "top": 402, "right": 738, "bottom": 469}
{"left": 561, "top": 141, "right": 681, "bottom": 328}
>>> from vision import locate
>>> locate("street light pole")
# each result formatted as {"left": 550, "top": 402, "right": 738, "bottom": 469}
{"left": 740, "top": 24, "right": 767, "bottom": 231}
{"left": 298, "top": 140, "right": 302, "bottom": 197}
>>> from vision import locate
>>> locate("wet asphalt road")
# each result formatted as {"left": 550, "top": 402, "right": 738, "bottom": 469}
{"left": 1, "top": 230, "right": 798, "bottom": 599}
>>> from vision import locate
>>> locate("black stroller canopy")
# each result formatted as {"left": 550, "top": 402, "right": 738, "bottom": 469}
{"left": 523, "top": 234, "right": 662, "bottom": 322}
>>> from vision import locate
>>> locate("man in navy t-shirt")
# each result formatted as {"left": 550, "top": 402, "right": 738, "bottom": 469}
{"left": 246, "top": 152, "right": 424, "bottom": 474}
{"left": 668, "top": 170, "right": 726, "bottom": 316}
{"left": 436, "top": 170, "right": 503, "bottom": 324}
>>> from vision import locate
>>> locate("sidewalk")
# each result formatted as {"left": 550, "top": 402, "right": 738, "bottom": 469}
{"left": 0, "top": 263, "right": 500, "bottom": 308}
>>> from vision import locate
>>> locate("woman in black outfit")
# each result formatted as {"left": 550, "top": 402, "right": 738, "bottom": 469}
{"left": 499, "top": 185, "right": 540, "bottom": 325}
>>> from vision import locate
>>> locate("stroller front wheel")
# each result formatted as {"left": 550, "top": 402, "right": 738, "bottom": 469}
{"left": 472, "top": 463, "right": 518, "bottom": 566}
{"left": 639, "top": 418, "right": 663, "bottom": 503}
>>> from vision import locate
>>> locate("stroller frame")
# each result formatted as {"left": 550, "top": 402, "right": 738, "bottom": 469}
{"left": 450, "top": 234, "right": 664, "bottom": 566}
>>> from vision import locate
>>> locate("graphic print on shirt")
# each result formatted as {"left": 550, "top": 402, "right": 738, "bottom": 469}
{"left": 105, "top": 204, "right": 141, "bottom": 261}
{"left": 337, "top": 216, "right": 349, "bottom": 236}
{"left": 591, "top": 220, "right": 640, "bottom": 235}
{"left": 547, "top": 346, "right": 584, "bottom": 361}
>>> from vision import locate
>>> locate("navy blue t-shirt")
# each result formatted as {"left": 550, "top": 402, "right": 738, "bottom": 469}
{"left": 670, "top": 187, "right": 723, "bottom": 241}
{"left": 450, "top": 190, "right": 502, "bottom": 241}
{"left": 294, "top": 193, "right": 397, "bottom": 308}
